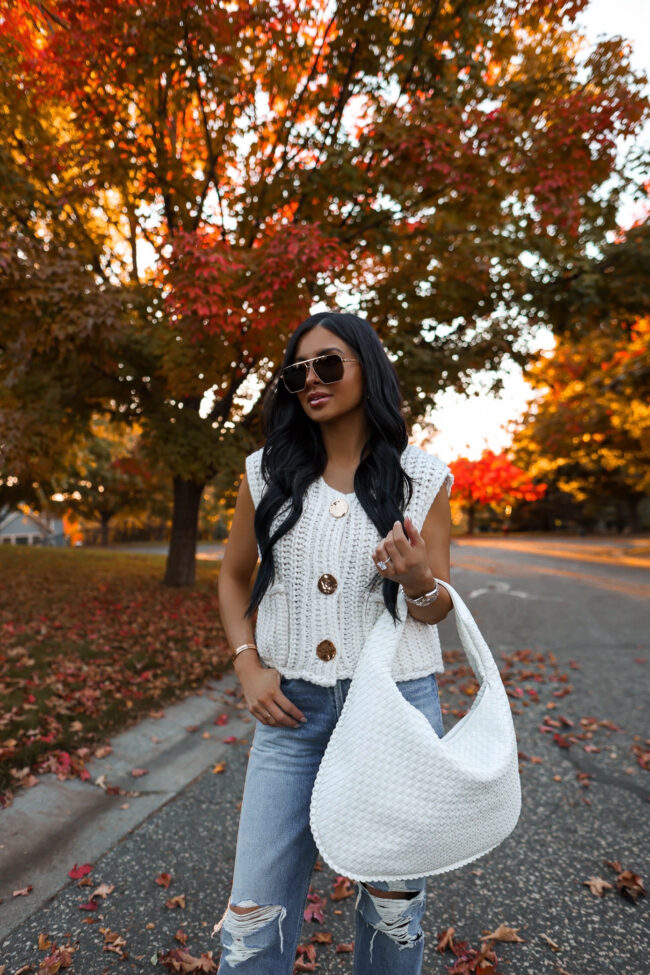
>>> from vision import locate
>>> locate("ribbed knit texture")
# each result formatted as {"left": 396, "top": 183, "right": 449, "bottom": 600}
{"left": 245, "top": 443, "right": 454, "bottom": 686}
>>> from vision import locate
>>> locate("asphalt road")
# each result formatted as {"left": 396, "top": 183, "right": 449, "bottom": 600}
{"left": 1, "top": 537, "right": 648, "bottom": 974}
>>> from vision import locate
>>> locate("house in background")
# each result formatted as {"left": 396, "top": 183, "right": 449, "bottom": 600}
{"left": 0, "top": 507, "right": 68, "bottom": 546}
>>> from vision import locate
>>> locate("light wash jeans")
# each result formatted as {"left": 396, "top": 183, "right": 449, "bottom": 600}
{"left": 213, "top": 673, "right": 445, "bottom": 975}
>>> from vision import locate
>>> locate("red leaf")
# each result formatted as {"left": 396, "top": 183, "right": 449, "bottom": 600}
{"left": 78, "top": 898, "right": 99, "bottom": 910}
{"left": 68, "top": 863, "right": 93, "bottom": 879}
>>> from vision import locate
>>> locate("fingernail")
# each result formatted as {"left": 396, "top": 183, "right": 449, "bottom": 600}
{"left": 300, "top": 717, "right": 307, "bottom": 723}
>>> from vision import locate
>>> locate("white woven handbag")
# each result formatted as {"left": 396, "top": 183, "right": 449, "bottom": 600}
{"left": 309, "top": 578, "right": 521, "bottom": 882}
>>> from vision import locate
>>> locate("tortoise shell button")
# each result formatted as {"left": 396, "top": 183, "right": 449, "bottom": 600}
{"left": 316, "top": 639, "right": 337, "bottom": 662}
{"left": 317, "top": 573, "right": 338, "bottom": 594}
{"left": 329, "top": 498, "right": 348, "bottom": 518}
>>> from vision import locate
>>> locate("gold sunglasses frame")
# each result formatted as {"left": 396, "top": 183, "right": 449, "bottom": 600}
{"left": 281, "top": 352, "right": 359, "bottom": 393}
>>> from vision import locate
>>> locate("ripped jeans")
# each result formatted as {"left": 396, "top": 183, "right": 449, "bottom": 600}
{"left": 213, "top": 673, "right": 444, "bottom": 974}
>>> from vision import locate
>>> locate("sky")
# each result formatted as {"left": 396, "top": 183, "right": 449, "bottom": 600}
{"left": 421, "top": 0, "right": 650, "bottom": 461}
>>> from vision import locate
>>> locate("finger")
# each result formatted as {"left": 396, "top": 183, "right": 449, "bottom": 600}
{"left": 389, "top": 520, "right": 412, "bottom": 558}
{"left": 403, "top": 515, "right": 424, "bottom": 546}
{"left": 274, "top": 690, "right": 307, "bottom": 724}
{"left": 265, "top": 695, "right": 303, "bottom": 728}
{"left": 373, "top": 544, "right": 390, "bottom": 565}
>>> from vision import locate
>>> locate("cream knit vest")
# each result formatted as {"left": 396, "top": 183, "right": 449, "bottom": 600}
{"left": 244, "top": 443, "right": 454, "bottom": 686}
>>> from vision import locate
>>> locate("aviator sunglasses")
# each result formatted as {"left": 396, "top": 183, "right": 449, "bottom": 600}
{"left": 281, "top": 352, "right": 359, "bottom": 393}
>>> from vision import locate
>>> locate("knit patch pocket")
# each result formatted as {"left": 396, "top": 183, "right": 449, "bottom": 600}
{"left": 255, "top": 583, "right": 290, "bottom": 668}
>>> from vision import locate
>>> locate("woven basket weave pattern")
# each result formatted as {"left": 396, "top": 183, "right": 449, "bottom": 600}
{"left": 309, "top": 580, "right": 522, "bottom": 881}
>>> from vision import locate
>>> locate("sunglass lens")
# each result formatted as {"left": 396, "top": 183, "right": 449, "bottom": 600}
{"left": 313, "top": 354, "right": 344, "bottom": 383}
{"left": 283, "top": 362, "right": 308, "bottom": 392}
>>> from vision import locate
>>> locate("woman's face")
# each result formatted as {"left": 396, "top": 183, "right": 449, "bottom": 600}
{"left": 292, "top": 325, "right": 364, "bottom": 424}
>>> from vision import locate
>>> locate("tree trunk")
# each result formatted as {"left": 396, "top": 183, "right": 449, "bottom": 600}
{"left": 624, "top": 493, "right": 641, "bottom": 533}
{"left": 467, "top": 504, "right": 476, "bottom": 535}
{"left": 164, "top": 476, "right": 205, "bottom": 586}
{"left": 100, "top": 511, "right": 112, "bottom": 546}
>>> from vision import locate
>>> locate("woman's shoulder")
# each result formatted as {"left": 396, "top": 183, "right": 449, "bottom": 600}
{"left": 244, "top": 446, "right": 266, "bottom": 506}
{"left": 245, "top": 444, "right": 264, "bottom": 463}
{"left": 402, "top": 444, "right": 454, "bottom": 509}
{"left": 402, "top": 443, "right": 451, "bottom": 476}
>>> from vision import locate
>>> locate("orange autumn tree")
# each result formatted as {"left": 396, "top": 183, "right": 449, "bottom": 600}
{"left": 510, "top": 217, "right": 650, "bottom": 532}
{"left": 1, "top": 1, "right": 648, "bottom": 584}
{"left": 509, "top": 316, "right": 650, "bottom": 531}
{"left": 450, "top": 451, "right": 547, "bottom": 534}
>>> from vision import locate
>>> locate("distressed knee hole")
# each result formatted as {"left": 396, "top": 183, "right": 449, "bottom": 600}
{"left": 356, "top": 882, "right": 425, "bottom": 961}
{"left": 211, "top": 899, "right": 287, "bottom": 967}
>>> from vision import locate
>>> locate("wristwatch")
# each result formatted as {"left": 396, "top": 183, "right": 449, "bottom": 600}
{"left": 403, "top": 581, "right": 440, "bottom": 607}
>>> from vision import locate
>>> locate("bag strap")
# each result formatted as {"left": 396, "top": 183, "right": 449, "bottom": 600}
{"left": 433, "top": 578, "right": 501, "bottom": 685}
{"left": 359, "top": 578, "right": 501, "bottom": 689}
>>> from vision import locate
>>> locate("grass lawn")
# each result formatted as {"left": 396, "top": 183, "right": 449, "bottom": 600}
{"left": 0, "top": 545, "right": 231, "bottom": 803}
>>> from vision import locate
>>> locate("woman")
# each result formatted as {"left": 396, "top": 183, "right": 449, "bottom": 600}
{"left": 214, "top": 311, "right": 454, "bottom": 974}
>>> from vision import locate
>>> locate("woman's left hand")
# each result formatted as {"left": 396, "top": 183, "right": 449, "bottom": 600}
{"left": 373, "top": 515, "right": 435, "bottom": 597}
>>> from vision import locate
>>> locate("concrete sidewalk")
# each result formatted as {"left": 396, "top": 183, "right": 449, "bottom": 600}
{"left": 0, "top": 672, "right": 251, "bottom": 940}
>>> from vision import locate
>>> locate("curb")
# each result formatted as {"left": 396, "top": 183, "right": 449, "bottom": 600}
{"left": 0, "top": 670, "right": 249, "bottom": 940}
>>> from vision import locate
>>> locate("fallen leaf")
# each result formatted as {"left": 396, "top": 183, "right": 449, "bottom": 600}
{"left": 68, "top": 863, "right": 93, "bottom": 879}
{"left": 214, "top": 714, "right": 229, "bottom": 726}
{"left": 335, "top": 942, "right": 354, "bottom": 953}
{"left": 212, "top": 762, "right": 226, "bottom": 774}
{"left": 157, "top": 948, "right": 217, "bottom": 972}
{"left": 166, "top": 893, "right": 186, "bottom": 909}
{"left": 437, "top": 926, "right": 456, "bottom": 951}
{"left": 99, "top": 926, "right": 128, "bottom": 959}
{"left": 303, "top": 890, "right": 326, "bottom": 924}
{"left": 13, "top": 885, "right": 33, "bottom": 897}
{"left": 90, "top": 883, "right": 115, "bottom": 899}
{"left": 156, "top": 872, "right": 173, "bottom": 888}
{"left": 175, "top": 927, "right": 189, "bottom": 945}
{"left": 616, "top": 869, "right": 646, "bottom": 902}
{"left": 130, "top": 767, "right": 149, "bottom": 777}
{"left": 539, "top": 932, "right": 560, "bottom": 951}
{"left": 37, "top": 943, "right": 77, "bottom": 972}
{"left": 295, "top": 942, "right": 318, "bottom": 969}
{"left": 583, "top": 876, "right": 614, "bottom": 896}
{"left": 481, "top": 923, "right": 525, "bottom": 943}
{"left": 331, "top": 876, "right": 355, "bottom": 901}
{"left": 78, "top": 898, "right": 99, "bottom": 911}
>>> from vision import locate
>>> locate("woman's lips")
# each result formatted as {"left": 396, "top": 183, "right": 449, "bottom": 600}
{"left": 307, "top": 394, "right": 331, "bottom": 407}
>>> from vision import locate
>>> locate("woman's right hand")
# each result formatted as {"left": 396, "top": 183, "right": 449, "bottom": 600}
{"left": 236, "top": 658, "right": 307, "bottom": 728}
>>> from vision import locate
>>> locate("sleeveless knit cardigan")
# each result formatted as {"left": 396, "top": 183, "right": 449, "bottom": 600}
{"left": 245, "top": 443, "right": 454, "bottom": 686}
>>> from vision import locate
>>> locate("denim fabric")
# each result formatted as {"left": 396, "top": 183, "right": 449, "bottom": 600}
{"left": 214, "top": 673, "right": 444, "bottom": 974}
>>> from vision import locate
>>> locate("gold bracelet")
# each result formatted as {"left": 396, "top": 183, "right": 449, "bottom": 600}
{"left": 231, "top": 642, "right": 258, "bottom": 663}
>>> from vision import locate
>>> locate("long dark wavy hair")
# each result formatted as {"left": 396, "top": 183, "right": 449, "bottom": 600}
{"left": 245, "top": 311, "right": 413, "bottom": 624}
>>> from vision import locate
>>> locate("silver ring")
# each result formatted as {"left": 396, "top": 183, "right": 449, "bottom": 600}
{"left": 377, "top": 557, "right": 391, "bottom": 571}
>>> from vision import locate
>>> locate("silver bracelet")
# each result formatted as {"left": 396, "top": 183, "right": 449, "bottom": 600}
{"left": 403, "top": 582, "right": 440, "bottom": 607}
